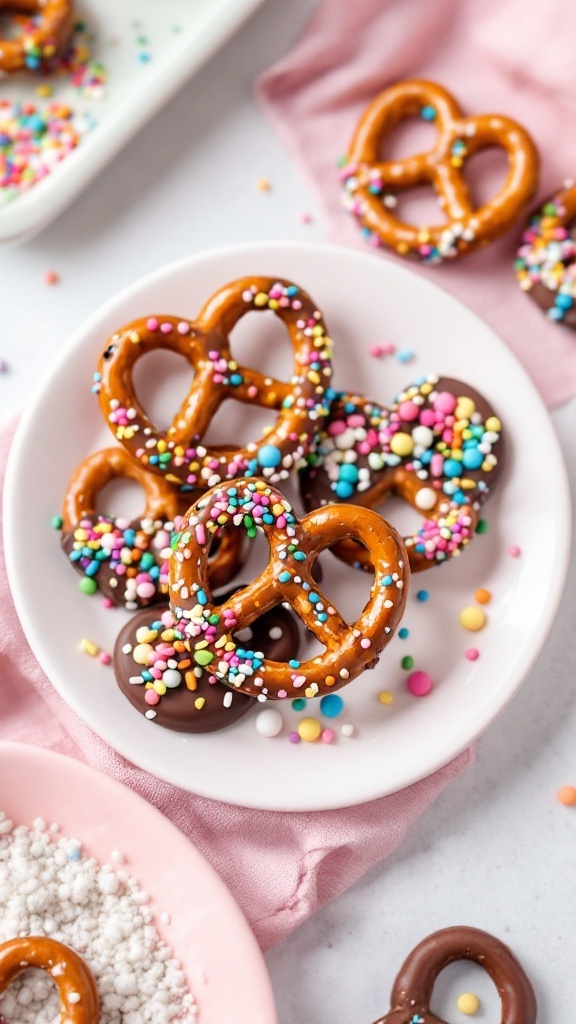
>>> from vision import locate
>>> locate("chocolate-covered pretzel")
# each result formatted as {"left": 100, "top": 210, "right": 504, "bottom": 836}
{"left": 61, "top": 447, "right": 245, "bottom": 607}
{"left": 169, "top": 478, "right": 408, "bottom": 699}
{"left": 0, "top": 936, "right": 99, "bottom": 1024}
{"left": 342, "top": 79, "right": 539, "bottom": 263}
{"left": 300, "top": 376, "right": 503, "bottom": 573}
{"left": 0, "top": 0, "right": 75, "bottom": 74}
{"left": 94, "top": 277, "right": 333, "bottom": 491}
{"left": 114, "top": 591, "right": 301, "bottom": 732}
{"left": 372, "top": 926, "right": 536, "bottom": 1024}
{"left": 516, "top": 182, "right": 576, "bottom": 328}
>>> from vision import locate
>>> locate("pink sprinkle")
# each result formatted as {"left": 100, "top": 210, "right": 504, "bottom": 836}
{"left": 299, "top": 211, "right": 312, "bottom": 224}
{"left": 327, "top": 419, "right": 346, "bottom": 436}
{"left": 195, "top": 523, "right": 206, "bottom": 545}
{"left": 360, "top": 638, "right": 371, "bottom": 649}
{"left": 322, "top": 729, "right": 335, "bottom": 744}
{"left": 433, "top": 392, "right": 457, "bottom": 414}
{"left": 278, "top": 689, "right": 287, "bottom": 699}
{"left": 288, "top": 731, "right": 300, "bottom": 744}
{"left": 509, "top": 545, "right": 522, "bottom": 557}
{"left": 44, "top": 270, "right": 59, "bottom": 286}
{"left": 369, "top": 344, "right": 385, "bottom": 358}
{"left": 145, "top": 690, "right": 160, "bottom": 705}
{"left": 406, "top": 670, "right": 433, "bottom": 697}
{"left": 398, "top": 400, "right": 420, "bottom": 421}
{"left": 465, "top": 648, "right": 480, "bottom": 661}
{"left": 177, "top": 321, "right": 190, "bottom": 334}
{"left": 247, "top": 385, "right": 259, "bottom": 399}
{"left": 160, "top": 322, "right": 173, "bottom": 334}
{"left": 102, "top": 597, "right": 114, "bottom": 609}
{"left": 146, "top": 318, "right": 159, "bottom": 331}
{"left": 99, "top": 651, "right": 111, "bottom": 666}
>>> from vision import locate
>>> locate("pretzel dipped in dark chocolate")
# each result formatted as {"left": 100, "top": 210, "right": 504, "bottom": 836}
{"left": 169, "top": 478, "right": 408, "bottom": 700}
{"left": 371, "top": 926, "right": 536, "bottom": 1024}
{"left": 516, "top": 182, "right": 576, "bottom": 328}
{"left": 299, "top": 376, "right": 504, "bottom": 573}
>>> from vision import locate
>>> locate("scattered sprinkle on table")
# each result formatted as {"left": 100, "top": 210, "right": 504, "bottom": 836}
{"left": 509, "top": 544, "right": 522, "bottom": 557}
{"left": 256, "top": 177, "right": 270, "bottom": 191}
{"left": 368, "top": 342, "right": 395, "bottom": 357}
{"left": 0, "top": 359, "right": 8, "bottom": 373}
{"left": 557, "top": 785, "right": 576, "bottom": 806}
{"left": 44, "top": 269, "right": 59, "bottom": 285}
{"left": 299, "top": 211, "right": 312, "bottom": 223}
{"left": 319, "top": 693, "right": 344, "bottom": 718}
{"left": 401, "top": 655, "right": 414, "bottom": 670}
{"left": 398, "top": 627, "right": 410, "bottom": 639}
{"left": 80, "top": 637, "right": 98, "bottom": 657}
{"left": 396, "top": 347, "right": 414, "bottom": 363}
{"left": 406, "top": 670, "right": 433, "bottom": 697}
{"left": 378, "top": 690, "right": 394, "bottom": 705}
{"left": 416, "top": 589, "right": 429, "bottom": 602}
{"left": 322, "top": 728, "right": 335, "bottom": 743}
{"left": 465, "top": 648, "right": 480, "bottom": 661}
{"left": 298, "top": 717, "right": 322, "bottom": 742}
{"left": 457, "top": 992, "right": 480, "bottom": 1015}
{"left": 256, "top": 708, "right": 283, "bottom": 738}
{"left": 475, "top": 518, "right": 489, "bottom": 534}
{"left": 341, "top": 723, "right": 355, "bottom": 737}
{"left": 474, "top": 588, "right": 491, "bottom": 604}
{"left": 459, "top": 606, "right": 486, "bottom": 631}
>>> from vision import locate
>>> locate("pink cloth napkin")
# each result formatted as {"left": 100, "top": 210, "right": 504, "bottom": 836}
{"left": 256, "top": 0, "right": 576, "bottom": 409}
{"left": 0, "top": 417, "right": 471, "bottom": 950}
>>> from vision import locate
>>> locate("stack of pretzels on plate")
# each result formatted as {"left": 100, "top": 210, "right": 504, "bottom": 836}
{"left": 59, "top": 275, "right": 504, "bottom": 734}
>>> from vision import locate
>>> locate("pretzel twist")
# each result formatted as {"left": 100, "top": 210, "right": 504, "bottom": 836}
{"left": 169, "top": 478, "right": 408, "bottom": 699}
{"left": 0, "top": 936, "right": 99, "bottom": 1024}
{"left": 0, "top": 0, "right": 75, "bottom": 74}
{"left": 61, "top": 447, "right": 245, "bottom": 607}
{"left": 372, "top": 926, "right": 536, "bottom": 1024}
{"left": 95, "top": 277, "right": 333, "bottom": 492}
{"left": 342, "top": 79, "right": 539, "bottom": 262}
{"left": 516, "top": 182, "right": 576, "bottom": 328}
{"left": 300, "top": 375, "right": 504, "bottom": 573}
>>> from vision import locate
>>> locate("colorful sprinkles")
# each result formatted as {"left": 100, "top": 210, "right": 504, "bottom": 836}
{"left": 0, "top": 100, "right": 95, "bottom": 203}
{"left": 515, "top": 184, "right": 576, "bottom": 324}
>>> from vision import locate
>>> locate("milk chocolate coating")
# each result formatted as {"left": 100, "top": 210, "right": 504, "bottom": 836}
{"left": 517, "top": 186, "right": 576, "bottom": 330}
{"left": 300, "top": 376, "right": 504, "bottom": 573}
{"left": 372, "top": 926, "right": 537, "bottom": 1024}
{"left": 114, "top": 589, "right": 301, "bottom": 732}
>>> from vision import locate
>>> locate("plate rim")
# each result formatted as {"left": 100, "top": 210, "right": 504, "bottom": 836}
{"left": 3, "top": 240, "right": 572, "bottom": 810}
{"left": 0, "top": 739, "right": 277, "bottom": 1024}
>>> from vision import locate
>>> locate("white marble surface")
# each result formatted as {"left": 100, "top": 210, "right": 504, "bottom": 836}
{"left": 1, "top": 0, "right": 574, "bottom": 1020}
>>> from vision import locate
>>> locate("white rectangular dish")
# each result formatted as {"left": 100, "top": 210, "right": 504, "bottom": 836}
{"left": 0, "top": 0, "right": 265, "bottom": 244}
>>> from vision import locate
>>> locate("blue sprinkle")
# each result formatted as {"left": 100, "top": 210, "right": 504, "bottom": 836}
{"left": 417, "top": 590, "right": 429, "bottom": 602}
{"left": 289, "top": 659, "right": 300, "bottom": 669}
{"left": 309, "top": 593, "right": 320, "bottom": 604}
{"left": 382, "top": 574, "right": 393, "bottom": 586}
{"left": 398, "top": 627, "right": 409, "bottom": 639}
{"left": 230, "top": 373, "right": 243, "bottom": 386}
{"left": 335, "top": 480, "right": 354, "bottom": 499}
{"left": 279, "top": 571, "right": 291, "bottom": 583}
{"left": 421, "top": 105, "right": 437, "bottom": 121}
{"left": 258, "top": 444, "right": 282, "bottom": 468}
{"left": 443, "top": 459, "right": 463, "bottom": 478}
{"left": 197, "top": 589, "right": 208, "bottom": 605}
{"left": 293, "top": 550, "right": 306, "bottom": 562}
{"left": 85, "top": 560, "right": 100, "bottom": 577}
{"left": 396, "top": 348, "right": 414, "bottom": 364}
{"left": 320, "top": 694, "right": 344, "bottom": 718}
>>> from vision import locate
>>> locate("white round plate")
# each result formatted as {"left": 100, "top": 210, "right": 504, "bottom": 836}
{"left": 4, "top": 242, "right": 571, "bottom": 811}
{"left": 0, "top": 742, "right": 276, "bottom": 1024}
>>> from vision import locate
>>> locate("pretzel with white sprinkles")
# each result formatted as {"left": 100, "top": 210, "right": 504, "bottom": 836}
{"left": 0, "top": 936, "right": 99, "bottom": 1024}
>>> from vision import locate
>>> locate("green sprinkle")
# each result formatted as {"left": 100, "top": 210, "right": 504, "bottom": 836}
{"left": 194, "top": 650, "right": 214, "bottom": 667}
{"left": 79, "top": 577, "right": 98, "bottom": 595}
{"left": 476, "top": 519, "right": 489, "bottom": 534}
{"left": 51, "top": 515, "right": 63, "bottom": 530}
{"left": 401, "top": 656, "right": 414, "bottom": 670}
{"left": 208, "top": 614, "right": 220, "bottom": 625}
{"left": 292, "top": 698, "right": 307, "bottom": 711}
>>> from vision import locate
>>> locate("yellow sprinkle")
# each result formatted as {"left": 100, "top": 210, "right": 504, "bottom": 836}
{"left": 133, "top": 643, "right": 154, "bottom": 664}
{"left": 165, "top": 474, "right": 181, "bottom": 485}
{"left": 457, "top": 993, "right": 480, "bottom": 1015}
{"left": 390, "top": 432, "right": 414, "bottom": 457}
{"left": 307, "top": 370, "right": 320, "bottom": 385}
{"left": 74, "top": 528, "right": 88, "bottom": 542}
{"left": 268, "top": 299, "right": 280, "bottom": 310}
{"left": 397, "top": 242, "right": 409, "bottom": 254}
{"left": 129, "top": 331, "right": 140, "bottom": 344}
{"left": 194, "top": 697, "right": 206, "bottom": 710}
{"left": 36, "top": 84, "right": 53, "bottom": 98}
{"left": 459, "top": 606, "right": 486, "bottom": 632}
{"left": 378, "top": 691, "right": 394, "bottom": 705}
{"left": 80, "top": 638, "right": 99, "bottom": 657}
{"left": 135, "top": 627, "right": 158, "bottom": 644}
{"left": 455, "top": 396, "right": 475, "bottom": 419}
{"left": 161, "top": 629, "right": 175, "bottom": 641}
{"left": 153, "top": 681, "right": 167, "bottom": 696}
{"left": 256, "top": 178, "right": 270, "bottom": 192}
{"left": 297, "top": 717, "right": 322, "bottom": 742}
{"left": 217, "top": 514, "right": 228, "bottom": 526}
{"left": 420, "top": 383, "right": 433, "bottom": 395}
{"left": 417, "top": 230, "right": 431, "bottom": 243}
{"left": 157, "top": 439, "right": 167, "bottom": 453}
{"left": 451, "top": 156, "right": 463, "bottom": 167}
{"left": 254, "top": 292, "right": 269, "bottom": 307}
{"left": 485, "top": 416, "right": 502, "bottom": 432}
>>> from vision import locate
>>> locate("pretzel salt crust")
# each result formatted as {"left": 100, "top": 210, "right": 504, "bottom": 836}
{"left": 371, "top": 926, "right": 536, "bottom": 1024}
{"left": 342, "top": 79, "right": 539, "bottom": 263}
{"left": 0, "top": 0, "right": 75, "bottom": 75}
{"left": 94, "top": 277, "right": 333, "bottom": 491}
{"left": 61, "top": 447, "right": 245, "bottom": 608}
{"left": 0, "top": 936, "right": 99, "bottom": 1024}
{"left": 516, "top": 182, "right": 576, "bottom": 328}
{"left": 299, "top": 376, "right": 504, "bottom": 573}
{"left": 169, "top": 478, "right": 408, "bottom": 700}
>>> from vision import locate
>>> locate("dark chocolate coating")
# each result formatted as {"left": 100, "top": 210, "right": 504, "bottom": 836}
{"left": 373, "top": 926, "right": 536, "bottom": 1024}
{"left": 300, "top": 376, "right": 504, "bottom": 573}
{"left": 114, "top": 588, "right": 301, "bottom": 732}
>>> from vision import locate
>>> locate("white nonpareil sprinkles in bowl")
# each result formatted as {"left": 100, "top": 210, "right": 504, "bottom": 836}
{"left": 0, "top": 813, "right": 196, "bottom": 1024}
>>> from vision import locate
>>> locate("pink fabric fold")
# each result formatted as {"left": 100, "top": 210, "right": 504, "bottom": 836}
{"left": 256, "top": 0, "right": 576, "bottom": 409}
{"left": 0, "top": 418, "right": 471, "bottom": 949}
